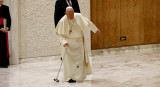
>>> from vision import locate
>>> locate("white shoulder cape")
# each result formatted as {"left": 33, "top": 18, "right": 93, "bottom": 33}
{"left": 55, "top": 13, "right": 98, "bottom": 36}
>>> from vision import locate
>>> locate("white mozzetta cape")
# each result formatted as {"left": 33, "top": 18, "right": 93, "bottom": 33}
{"left": 56, "top": 13, "right": 98, "bottom": 37}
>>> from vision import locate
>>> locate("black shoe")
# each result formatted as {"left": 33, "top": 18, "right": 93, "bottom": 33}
{"left": 68, "top": 79, "right": 76, "bottom": 83}
{"left": 1, "top": 65, "right": 8, "bottom": 68}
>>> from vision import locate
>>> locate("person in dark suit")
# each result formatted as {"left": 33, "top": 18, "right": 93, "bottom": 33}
{"left": 54, "top": 0, "right": 80, "bottom": 27}
{"left": 0, "top": 0, "right": 11, "bottom": 68}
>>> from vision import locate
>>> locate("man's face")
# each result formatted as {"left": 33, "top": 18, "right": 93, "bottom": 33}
{"left": 66, "top": 9, "right": 74, "bottom": 20}
{"left": 0, "top": 0, "right": 4, "bottom": 5}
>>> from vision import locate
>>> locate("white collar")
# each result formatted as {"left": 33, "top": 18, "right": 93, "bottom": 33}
{"left": 66, "top": 0, "right": 72, "bottom": 6}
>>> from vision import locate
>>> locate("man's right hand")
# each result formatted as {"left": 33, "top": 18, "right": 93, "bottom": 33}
{"left": 64, "top": 43, "right": 69, "bottom": 47}
{"left": 0, "top": 27, "right": 9, "bottom": 33}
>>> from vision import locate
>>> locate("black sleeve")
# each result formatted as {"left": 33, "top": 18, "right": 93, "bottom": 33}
{"left": 6, "top": 6, "right": 11, "bottom": 31}
{"left": 54, "top": 0, "right": 61, "bottom": 28}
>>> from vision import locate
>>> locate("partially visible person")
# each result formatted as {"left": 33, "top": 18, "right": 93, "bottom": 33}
{"left": 55, "top": 7, "right": 100, "bottom": 83}
{"left": 0, "top": 0, "right": 11, "bottom": 68}
{"left": 54, "top": 0, "right": 80, "bottom": 27}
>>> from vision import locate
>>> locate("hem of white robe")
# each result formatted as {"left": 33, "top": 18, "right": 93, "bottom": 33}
{"left": 65, "top": 73, "right": 92, "bottom": 82}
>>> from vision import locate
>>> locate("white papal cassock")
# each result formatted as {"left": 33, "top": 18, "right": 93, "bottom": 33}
{"left": 55, "top": 13, "right": 99, "bottom": 81}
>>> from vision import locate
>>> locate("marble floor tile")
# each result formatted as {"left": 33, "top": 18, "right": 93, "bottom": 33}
{"left": 1, "top": 50, "right": 160, "bottom": 87}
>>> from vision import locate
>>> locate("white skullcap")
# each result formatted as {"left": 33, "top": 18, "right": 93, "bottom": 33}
{"left": 66, "top": 6, "right": 74, "bottom": 12}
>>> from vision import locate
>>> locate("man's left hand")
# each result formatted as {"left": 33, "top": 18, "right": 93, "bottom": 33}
{"left": 96, "top": 30, "right": 101, "bottom": 35}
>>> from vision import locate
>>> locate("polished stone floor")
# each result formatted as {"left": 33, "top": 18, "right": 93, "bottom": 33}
{"left": 1, "top": 50, "right": 160, "bottom": 87}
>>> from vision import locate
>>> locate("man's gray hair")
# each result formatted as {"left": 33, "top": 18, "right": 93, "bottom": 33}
{"left": 66, "top": 6, "right": 74, "bottom": 12}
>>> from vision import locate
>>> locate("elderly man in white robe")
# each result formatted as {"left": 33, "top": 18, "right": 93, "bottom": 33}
{"left": 55, "top": 7, "right": 101, "bottom": 83}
